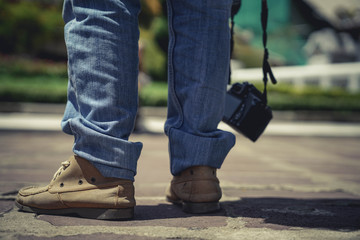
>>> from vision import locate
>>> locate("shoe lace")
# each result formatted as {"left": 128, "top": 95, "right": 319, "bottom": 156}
{"left": 52, "top": 160, "right": 70, "bottom": 181}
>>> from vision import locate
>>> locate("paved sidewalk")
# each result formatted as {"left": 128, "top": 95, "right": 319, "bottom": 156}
{"left": 0, "top": 129, "right": 359, "bottom": 239}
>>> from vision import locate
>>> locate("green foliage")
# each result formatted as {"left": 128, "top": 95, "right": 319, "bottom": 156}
{"left": 1, "top": 70, "right": 360, "bottom": 112}
{"left": 0, "top": 74, "right": 68, "bottom": 103}
{"left": 1, "top": 58, "right": 359, "bottom": 112}
{"left": 141, "top": 37, "right": 167, "bottom": 82}
{"left": 0, "top": 0, "right": 64, "bottom": 56}
{"left": 140, "top": 14, "right": 168, "bottom": 82}
{"left": 232, "top": 41, "right": 264, "bottom": 68}
{"left": 140, "top": 82, "right": 360, "bottom": 111}
{"left": 151, "top": 17, "right": 168, "bottom": 54}
{"left": 139, "top": 82, "right": 168, "bottom": 106}
{"left": 138, "top": 0, "right": 168, "bottom": 82}
{"left": 255, "top": 82, "right": 360, "bottom": 111}
{"left": 0, "top": 0, "right": 168, "bottom": 81}
{"left": 0, "top": 56, "right": 68, "bottom": 103}
{"left": 0, "top": 56, "right": 67, "bottom": 77}
{"left": 139, "top": 7, "right": 168, "bottom": 82}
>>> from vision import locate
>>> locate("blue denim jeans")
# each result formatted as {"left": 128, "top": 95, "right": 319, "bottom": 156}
{"left": 61, "top": 0, "right": 236, "bottom": 181}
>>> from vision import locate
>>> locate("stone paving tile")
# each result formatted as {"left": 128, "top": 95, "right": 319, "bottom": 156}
{"left": 0, "top": 184, "right": 25, "bottom": 202}
{"left": 1, "top": 131, "right": 360, "bottom": 239}
{"left": 134, "top": 185, "right": 168, "bottom": 197}
{"left": 338, "top": 175, "right": 360, "bottom": 183}
{"left": 219, "top": 172, "right": 315, "bottom": 185}
{"left": 16, "top": 233, "right": 167, "bottom": 240}
{"left": 222, "top": 189, "right": 360, "bottom": 199}
{"left": 306, "top": 163, "right": 360, "bottom": 175}
{"left": 37, "top": 200, "right": 227, "bottom": 228}
{"left": 222, "top": 197, "right": 360, "bottom": 231}
{"left": 0, "top": 200, "right": 14, "bottom": 216}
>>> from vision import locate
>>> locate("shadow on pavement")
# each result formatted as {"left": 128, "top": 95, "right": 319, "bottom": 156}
{"left": 222, "top": 197, "right": 360, "bottom": 231}
{"left": 5, "top": 197, "right": 360, "bottom": 231}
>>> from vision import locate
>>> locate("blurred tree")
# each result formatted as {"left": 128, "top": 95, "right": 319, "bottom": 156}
{"left": 0, "top": 0, "right": 65, "bottom": 59}
{"left": 139, "top": 0, "right": 162, "bottom": 28}
{"left": 0, "top": 0, "right": 169, "bottom": 81}
{"left": 139, "top": 0, "right": 168, "bottom": 82}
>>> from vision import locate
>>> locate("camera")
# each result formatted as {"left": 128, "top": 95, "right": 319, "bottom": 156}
{"left": 222, "top": 82, "right": 272, "bottom": 142}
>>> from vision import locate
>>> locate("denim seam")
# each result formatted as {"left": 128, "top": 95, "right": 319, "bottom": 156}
{"left": 68, "top": 118, "right": 79, "bottom": 156}
{"left": 167, "top": 0, "right": 185, "bottom": 176}
{"left": 167, "top": 0, "right": 184, "bottom": 130}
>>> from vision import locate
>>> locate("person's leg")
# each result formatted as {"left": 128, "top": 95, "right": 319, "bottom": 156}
{"left": 61, "top": 0, "right": 142, "bottom": 181}
{"left": 16, "top": 0, "right": 141, "bottom": 220}
{"left": 166, "top": 0, "right": 235, "bottom": 176}
{"left": 165, "top": 0, "right": 235, "bottom": 213}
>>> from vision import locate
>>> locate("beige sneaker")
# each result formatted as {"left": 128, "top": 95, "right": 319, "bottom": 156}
{"left": 165, "top": 166, "right": 222, "bottom": 213}
{"left": 15, "top": 155, "right": 135, "bottom": 220}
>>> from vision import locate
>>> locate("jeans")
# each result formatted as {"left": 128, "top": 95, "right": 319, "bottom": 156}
{"left": 61, "top": 0, "right": 236, "bottom": 181}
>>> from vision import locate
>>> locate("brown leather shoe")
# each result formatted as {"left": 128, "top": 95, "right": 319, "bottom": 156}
{"left": 165, "top": 166, "right": 222, "bottom": 214}
{"left": 16, "top": 155, "right": 135, "bottom": 220}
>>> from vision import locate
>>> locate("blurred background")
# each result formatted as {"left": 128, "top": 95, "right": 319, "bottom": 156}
{"left": 0, "top": 0, "right": 359, "bottom": 120}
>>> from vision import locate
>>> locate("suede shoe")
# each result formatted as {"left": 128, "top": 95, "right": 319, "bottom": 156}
{"left": 16, "top": 155, "right": 135, "bottom": 220}
{"left": 165, "top": 166, "right": 222, "bottom": 214}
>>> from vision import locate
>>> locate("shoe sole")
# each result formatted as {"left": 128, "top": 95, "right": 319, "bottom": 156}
{"left": 166, "top": 197, "right": 220, "bottom": 214}
{"left": 15, "top": 201, "right": 134, "bottom": 220}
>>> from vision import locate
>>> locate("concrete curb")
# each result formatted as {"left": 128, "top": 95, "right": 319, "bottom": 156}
{"left": 1, "top": 112, "right": 360, "bottom": 137}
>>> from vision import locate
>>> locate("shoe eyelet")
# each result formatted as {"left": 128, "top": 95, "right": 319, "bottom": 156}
{"left": 60, "top": 183, "right": 64, "bottom": 187}
{"left": 91, "top": 177, "right": 96, "bottom": 183}
{"left": 78, "top": 179, "right": 83, "bottom": 185}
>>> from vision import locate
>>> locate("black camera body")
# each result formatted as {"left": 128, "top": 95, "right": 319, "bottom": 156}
{"left": 222, "top": 82, "right": 272, "bottom": 142}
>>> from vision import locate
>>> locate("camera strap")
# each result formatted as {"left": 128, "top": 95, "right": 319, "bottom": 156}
{"left": 230, "top": 0, "right": 241, "bottom": 62}
{"left": 229, "top": 0, "right": 277, "bottom": 104}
